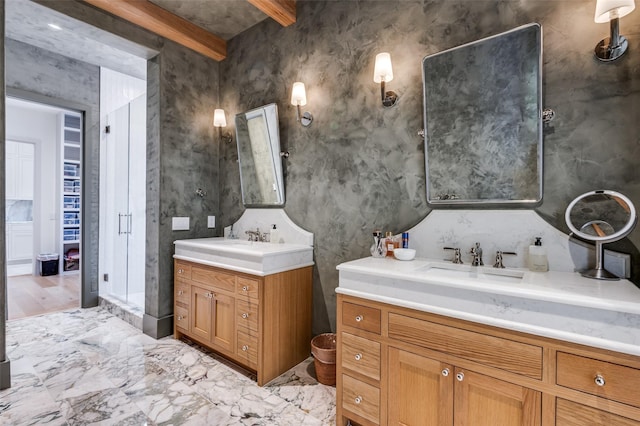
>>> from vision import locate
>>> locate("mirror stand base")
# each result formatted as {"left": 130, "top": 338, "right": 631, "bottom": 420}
{"left": 580, "top": 268, "right": 619, "bottom": 281}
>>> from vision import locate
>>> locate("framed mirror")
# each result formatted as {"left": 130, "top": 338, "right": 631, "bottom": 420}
{"left": 565, "top": 190, "right": 637, "bottom": 280}
{"left": 235, "top": 103, "right": 285, "bottom": 207}
{"left": 422, "top": 23, "right": 542, "bottom": 206}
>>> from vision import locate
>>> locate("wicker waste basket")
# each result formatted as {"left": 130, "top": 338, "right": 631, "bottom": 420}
{"left": 311, "top": 333, "right": 337, "bottom": 386}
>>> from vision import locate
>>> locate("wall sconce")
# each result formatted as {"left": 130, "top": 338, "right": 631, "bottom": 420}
{"left": 373, "top": 52, "right": 398, "bottom": 108}
{"left": 290, "top": 82, "right": 313, "bottom": 127}
{"left": 594, "top": 0, "right": 636, "bottom": 61}
{"left": 213, "top": 108, "right": 233, "bottom": 143}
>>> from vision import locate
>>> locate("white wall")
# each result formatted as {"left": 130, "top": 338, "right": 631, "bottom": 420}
{"left": 5, "top": 102, "right": 59, "bottom": 260}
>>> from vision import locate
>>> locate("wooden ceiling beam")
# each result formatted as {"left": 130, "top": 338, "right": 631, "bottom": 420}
{"left": 247, "top": 0, "right": 296, "bottom": 27}
{"left": 81, "top": 0, "right": 227, "bottom": 61}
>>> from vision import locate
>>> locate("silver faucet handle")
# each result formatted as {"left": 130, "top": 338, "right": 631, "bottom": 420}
{"left": 470, "top": 243, "right": 483, "bottom": 266}
{"left": 443, "top": 247, "right": 463, "bottom": 264}
{"left": 493, "top": 250, "right": 517, "bottom": 268}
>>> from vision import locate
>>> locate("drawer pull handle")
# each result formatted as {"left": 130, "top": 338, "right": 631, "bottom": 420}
{"left": 354, "top": 353, "right": 362, "bottom": 361}
{"left": 456, "top": 372, "right": 464, "bottom": 382}
{"left": 177, "top": 315, "right": 183, "bottom": 321}
{"left": 442, "top": 368, "right": 450, "bottom": 377}
{"left": 354, "top": 396, "right": 362, "bottom": 405}
{"left": 177, "top": 290, "right": 183, "bottom": 295}
{"left": 242, "top": 313, "right": 249, "bottom": 319}
{"left": 242, "top": 345, "right": 249, "bottom": 351}
{"left": 355, "top": 315, "right": 363, "bottom": 322}
{"left": 242, "top": 286, "right": 248, "bottom": 291}
{"left": 595, "top": 374, "right": 606, "bottom": 387}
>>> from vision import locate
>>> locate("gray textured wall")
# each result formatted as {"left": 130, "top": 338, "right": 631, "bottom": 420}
{"left": 6, "top": 38, "right": 101, "bottom": 307}
{"left": 219, "top": 0, "right": 640, "bottom": 333}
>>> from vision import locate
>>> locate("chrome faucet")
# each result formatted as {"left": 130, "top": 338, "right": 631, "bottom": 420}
{"left": 245, "top": 228, "right": 268, "bottom": 242}
{"left": 470, "top": 242, "right": 483, "bottom": 266}
{"left": 443, "top": 247, "right": 463, "bottom": 264}
{"left": 493, "top": 250, "right": 517, "bottom": 268}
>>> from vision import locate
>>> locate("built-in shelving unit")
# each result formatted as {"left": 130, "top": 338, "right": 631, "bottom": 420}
{"left": 60, "top": 112, "right": 82, "bottom": 274}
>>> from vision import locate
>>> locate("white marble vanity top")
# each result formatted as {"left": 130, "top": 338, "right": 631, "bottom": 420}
{"left": 174, "top": 237, "right": 314, "bottom": 276}
{"left": 336, "top": 256, "right": 640, "bottom": 356}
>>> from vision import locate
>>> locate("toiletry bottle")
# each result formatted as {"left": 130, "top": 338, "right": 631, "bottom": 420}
{"left": 385, "top": 231, "right": 399, "bottom": 257}
{"left": 402, "top": 232, "right": 409, "bottom": 249}
{"left": 270, "top": 224, "right": 280, "bottom": 244}
{"left": 528, "top": 237, "right": 548, "bottom": 272}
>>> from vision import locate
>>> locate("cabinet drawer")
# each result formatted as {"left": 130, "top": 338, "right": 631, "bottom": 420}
{"left": 341, "top": 332, "right": 380, "bottom": 381}
{"left": 175, "top": 305, "right": 189, "bottom": 331}
{"left": 556, "top": 398, "right": 640, "bottom": 426}
{"left": 342, "top": 302, "right": 381, "bottom": 335}
{"left": 175, "top": 261, "right": 192, "bottom": 281}
{"left": 237, "top": 277, "right": 259, "bottom": 300}
{"left": 175, "top": 282, "right": 190, "bottom": 306}
{"left": 237, "top": 299, "right": 259, "bottom": 331}
{"left": 388, "top": 313, "right": 542, "bottom": 379}
{"left": 192, "top": 265, "right": 236, "bottom": 293}
{"left": 237, "top": 327, "right": 258, "bottom": 366}
{"left": 557, "top": 352, "right": 640, "bottom": 408}
{"left": 342, "top": 374, "right": 380, "bottom": 425}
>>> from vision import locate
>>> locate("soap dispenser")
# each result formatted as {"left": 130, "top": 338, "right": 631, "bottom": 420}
{"left": 528, "top": 237, "right": 548, "bottom": 272}
{"left": 270, "top": 224, "right": 280, "bottom": 244}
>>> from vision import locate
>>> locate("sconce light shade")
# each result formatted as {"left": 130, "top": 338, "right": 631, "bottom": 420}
{"left": 373, "top": 52, "right": 398, "bottom": 107}
{"left": 290, "top": 82, "right": 307, "bottom": 106}
{"left": 595, "top": 0, "right": 635, "bottom": 22}
{"left": 213, "top": 108, "right": 227, "bottom": 127}
{"left": 373, "top": 52, "right": 394, "bottom": 83}
{"left": 290, "top": 82, "right": 313, "bottom": 127}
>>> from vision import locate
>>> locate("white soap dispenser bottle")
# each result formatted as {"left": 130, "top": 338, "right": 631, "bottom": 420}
{"left": 528, "top": 237, "right": 548, "bottom": 272}
{"left": 270, "top": 224, "right": 280, "bottom": 244}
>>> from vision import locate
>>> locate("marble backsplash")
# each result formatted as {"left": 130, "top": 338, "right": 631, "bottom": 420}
{"left": 5, "top": 200, "right": 32, "bottom": 222}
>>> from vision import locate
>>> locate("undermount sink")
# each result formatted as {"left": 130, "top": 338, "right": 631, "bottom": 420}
{"left": 418, "top": 262, "right": 525, "bottom": 284}
{"left": 173, "top": 237, "right": 314, "bottom": 276}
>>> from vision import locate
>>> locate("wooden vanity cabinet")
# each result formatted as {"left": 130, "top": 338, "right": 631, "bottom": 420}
{"left": 337, "top": 294, "right": 640, "bottom": 426}
{"left": 174, "top": 259, "right": 312, "bottom": 386}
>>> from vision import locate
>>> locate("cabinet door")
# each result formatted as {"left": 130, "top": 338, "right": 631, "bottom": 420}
{"left": 212, "top": 292, "right": 235, "bottom": 352}
{"left": 556, "top": 398, "right": 640, "bottom": 426}
{"left": 454, "top": 368, "right": 541, "bottom": 426}
{"left": 388, "top": 347, "right": 454, "bottom": 426}
{"left": 191, "top": 285, "right": 213, "bottom": 341}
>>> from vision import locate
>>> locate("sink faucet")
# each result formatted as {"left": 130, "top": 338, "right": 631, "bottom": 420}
{"left": 245, "top": 228, "right": 268, "bottom": 242}
{"left": 470, "top": 242, "right": 483, "bottom": 266}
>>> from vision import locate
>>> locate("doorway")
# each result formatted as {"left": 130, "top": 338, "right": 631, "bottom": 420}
{"left": 5, "top": 98, "right": 82, "bottom": 320}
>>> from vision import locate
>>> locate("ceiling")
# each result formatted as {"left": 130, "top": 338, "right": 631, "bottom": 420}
{"left": 5, "top": 0, "right": 276, "bottom": 79}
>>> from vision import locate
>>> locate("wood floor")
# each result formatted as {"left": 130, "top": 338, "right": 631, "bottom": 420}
{"left": 7, "top": 273, "right": 80, "bottom": 320}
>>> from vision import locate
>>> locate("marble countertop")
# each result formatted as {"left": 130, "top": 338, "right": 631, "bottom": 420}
{"left": 174, "top": 237, "right": 314, "bottom": 276}
{"left": 336, "top": 256, "right": 640, "bottom": 356}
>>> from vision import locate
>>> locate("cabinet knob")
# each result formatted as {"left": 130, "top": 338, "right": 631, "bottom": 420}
{"left": 242, "top": 313, "right": 249, "bottom": 319}
{"left": 178, "top": 290, "right": 183, "bottom": 295}
{"left": 354, "top": 353, "right": 362, "bottom": 361}
{"left": 594, "top": 374, "right": 606, "bottom": 387}
{"left": 177, "top": 315, "right": 183, "bottom": 321}
{"left": 242, "top": 345, "right": 249, "bottom": 351}
{"left": 355, "top": 315, "right": 363, "bottom": 322}
{"left": 442, "top": 368, "right": 450, "bottom": 377}
{"left": 178, "top": 268, "right": 184, "bottom": 274}
{"left": 354, "top": 396, "right": 362, "bottom": 405}
{"left": 207, "top": 293, "right": 213, "bottom": 299}
{"left": 456, "top": 372, "right": 464, "bottom": 382}
{"left": 242, "top": 286, "right": 248, "bottom": 291}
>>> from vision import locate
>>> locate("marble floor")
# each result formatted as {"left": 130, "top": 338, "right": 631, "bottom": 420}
{"left": 1, "top": 307, "right": 336, "bottom": 425}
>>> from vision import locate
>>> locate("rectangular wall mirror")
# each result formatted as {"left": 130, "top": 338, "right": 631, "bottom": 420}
{"left": 422, "top": 23, "right": 543, "bottom": 207}
{"left": 235, "top": 103, "right": 285, "bottom": 207}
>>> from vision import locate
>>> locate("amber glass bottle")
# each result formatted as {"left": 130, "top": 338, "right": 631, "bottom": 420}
{"left": 385, "top": 231, "right": 399, "bottom": 257}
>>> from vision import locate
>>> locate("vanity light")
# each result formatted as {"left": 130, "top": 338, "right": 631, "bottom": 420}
{"left": 373, "top": 52, "right": 398, "bottom": 108}
{"left": 213, "top": 108, "right": 232, "bottom": 143}
{"left": 594, "top": 0, "right": 636, "bottom": 61}
{"left": 290, "top": 82, "right": 313, "bottom": 127}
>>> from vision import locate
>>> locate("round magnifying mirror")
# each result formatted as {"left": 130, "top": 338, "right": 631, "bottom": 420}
{"left": 565, "top": 190, "right": 637, "bottom": 280}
